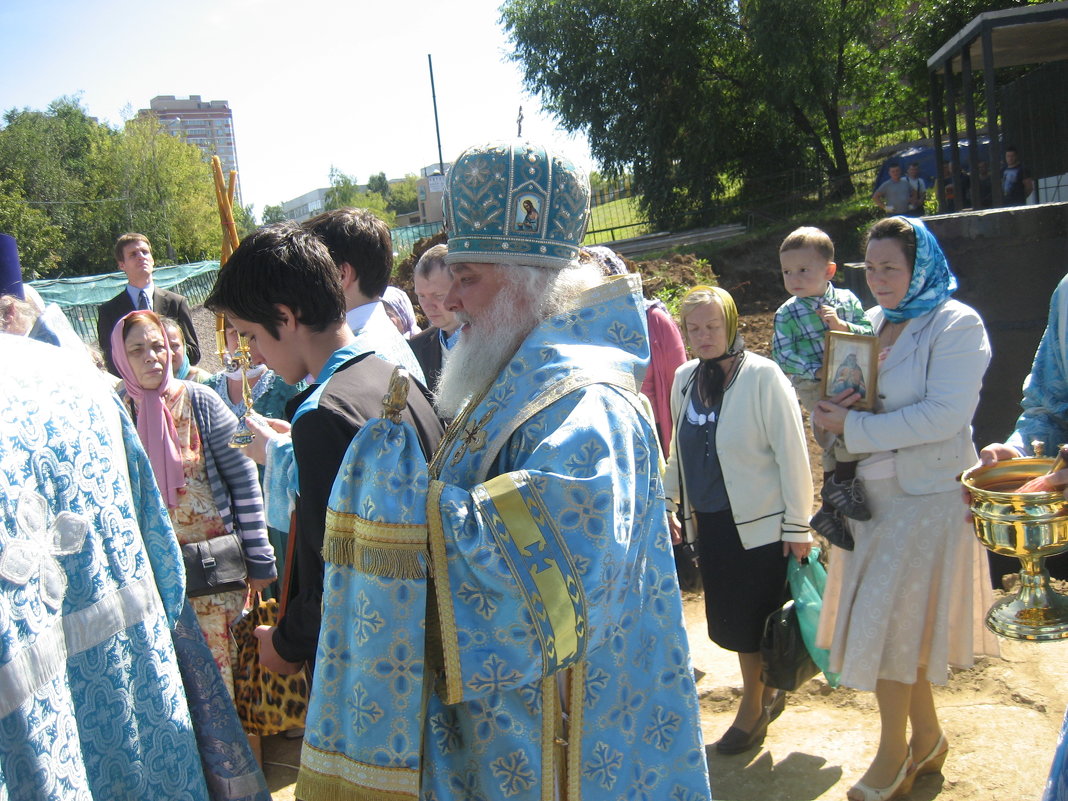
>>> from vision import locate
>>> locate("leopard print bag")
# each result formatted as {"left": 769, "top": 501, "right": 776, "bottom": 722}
{"left": 232, "top": 595, "right": 309, "bottom": 736}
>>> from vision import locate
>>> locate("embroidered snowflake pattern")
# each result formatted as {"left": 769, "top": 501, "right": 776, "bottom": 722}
{"left": 669, "top": 783, "right": 709, "bottom": 801}
{"left": 642, "top": 705, "right": 682, "bottom": 751}
{"left": 348, "top": 681, "right": 385, "bottom": 734}
{"left": 457, "top": 581, "right": 501, "bottom": 619}
{"left": 489, "top": 750, "right": 536, "bottom": 797}
{"left": 429, "top": 710, "right": 462, "bottom": 753}
{"left": 467, "top": 653, "right": 522, "bottom": 695}
{"left": 469, "top": 696, "right": 514, "bottom": 744}
{"left": 350, "top": 590, "right": 386, "bottom": 645}
{"left": 605, "top": 320, "right": 645, "bottom": 352}
{"left": 0, "top": 489, "right": 88, "bottom": 613}
{"left": 626, "top": 761, "right": 665, "bottom": 801}
{"left": 583, "top": 741, "right": 623, "bottom": 790}
{"left": 447, "top": 769, "right": 489, "bottom": 801}
{"left": 584, "top": 667, "right": 611, "bottom": 707}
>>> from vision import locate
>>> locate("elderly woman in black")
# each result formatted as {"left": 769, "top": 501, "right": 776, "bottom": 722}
{"left": 664, "top": 284, "right": 813, "bottom": 755}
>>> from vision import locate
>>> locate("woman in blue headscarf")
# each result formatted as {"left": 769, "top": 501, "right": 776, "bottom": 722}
{"left": 815, "top": 216, "right": 999, "bottom": 798}
{"left": 813, "top": 217, "right": 999, "bottom": 801}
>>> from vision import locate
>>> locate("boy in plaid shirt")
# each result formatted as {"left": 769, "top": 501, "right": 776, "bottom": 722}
{"left": 773, "top": 226, "right": 873, "bottom": 548}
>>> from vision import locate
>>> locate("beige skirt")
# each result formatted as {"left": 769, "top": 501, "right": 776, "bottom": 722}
{"left": 816, "top": 474, "right": 1000, "bottom": 690}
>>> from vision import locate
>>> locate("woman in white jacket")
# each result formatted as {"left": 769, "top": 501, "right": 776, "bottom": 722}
{"left": 664, "top": 285, "right": 813, "bottom": 756}
{"left": 814, "top": 217, "right": 998, "bottom": 801}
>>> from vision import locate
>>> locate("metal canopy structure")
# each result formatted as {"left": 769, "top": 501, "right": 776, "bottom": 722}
{"left": 927, "top": 1, "right": 1068, "bottom": 211}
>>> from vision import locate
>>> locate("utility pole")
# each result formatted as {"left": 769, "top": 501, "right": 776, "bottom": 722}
{"left": 428, "top": 54, "right": 445, "bottom": 174}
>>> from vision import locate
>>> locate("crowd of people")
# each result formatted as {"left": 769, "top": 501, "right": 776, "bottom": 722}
{"left": 0, "top": 136, "right": 1063, "bottom": 801}
{"left": 874, "top": 146, "right": 1035, "bottom": 217}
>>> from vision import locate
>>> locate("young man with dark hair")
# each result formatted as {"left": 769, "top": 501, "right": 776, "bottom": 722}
{"left": 97, "top": 232, "right": 201, "bottom": 374}
{"left": 205, "top": 221, "right": 442, "bottom": 675}
{"left": 303, "top": 208, "right": 424, "bottom": 382}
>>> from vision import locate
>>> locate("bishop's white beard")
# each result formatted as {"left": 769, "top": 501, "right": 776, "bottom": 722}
{"left": 434, "top": 275, "right": 540, "bottom": 419}
{"left": 433, "top": 261, "right": 604, "bottom": 419}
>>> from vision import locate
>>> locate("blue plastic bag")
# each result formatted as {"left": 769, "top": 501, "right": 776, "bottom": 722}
{"left": 787, "top": 547, "right": 840, "bottom": 688}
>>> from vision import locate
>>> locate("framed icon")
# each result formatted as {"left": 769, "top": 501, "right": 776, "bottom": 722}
{"left": 821, "top": 330, "right": 879, "bottom": 411}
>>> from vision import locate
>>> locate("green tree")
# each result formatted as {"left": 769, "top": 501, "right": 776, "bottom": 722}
{"left": 0, "top": 179, "right": 64, "bottom": 278}
{"left": 262, "top": 203, "right": 287, "bottom": 224}
{"left": 324, "top": 167, "right": 395, "bottom": 226}
{"left": 502, "top": 0, "right": 919, "bottom": 221}
{"left": 367, "top": 171, "right": 390, "bottom": 199}
{"left": 875, "top": 0, "right": 1040, "bottom": 147}
{"left": 0, "top": 96, "right": 119, "bottom": 275}
{"left": 103, "top": 113, "right": 219, "bottom": 266}
{"left": 233, "top": 203, "right": 257, "bottom": 238}
{"left": 0, "top": 97, "right": 223, "bottom": 276}
{"left": 386, "top": 174, "right": 419, "bottom": 215}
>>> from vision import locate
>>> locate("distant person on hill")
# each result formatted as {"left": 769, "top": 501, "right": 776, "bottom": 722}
{"left": 872, "top": 163, "right": 911, "bottom": 216}
{"left": 97, "top": 232, "right": 200, "bottom": 375}
{"left": 1001, "top": 145, "right": 1034, "bottom": 206}
{"left": 938, "top": 162, "right": 971, "bottom": 212}
{"left": 905, "top": 162, "right": 927, "bottom": 216}
{"left": 772, "top": 226, "right": 873, "bottom": 550}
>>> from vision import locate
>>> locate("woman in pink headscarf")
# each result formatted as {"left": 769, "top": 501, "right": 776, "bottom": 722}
{"left": 110, "top": 309, "right": 275, "bottom": 695}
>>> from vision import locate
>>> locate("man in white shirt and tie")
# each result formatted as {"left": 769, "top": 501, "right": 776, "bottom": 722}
{"left": 96, "top": 232, "right": 200, "bottom": 375}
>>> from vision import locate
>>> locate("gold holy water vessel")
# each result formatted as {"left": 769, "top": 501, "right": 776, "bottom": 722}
{"left": 961, "top": 444, "right": 1068, "bottom": 641}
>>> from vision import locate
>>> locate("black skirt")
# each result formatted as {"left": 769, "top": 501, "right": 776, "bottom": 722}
{"left": 695, "top": 509, "right": 788, "bottom": 653}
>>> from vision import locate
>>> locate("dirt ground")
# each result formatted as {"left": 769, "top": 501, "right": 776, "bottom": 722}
{"left": 244, "top": 303, "right": 1068, "bottom": 801}
{"left": 259, "top": 590, "right": 1068, "bottom": 801}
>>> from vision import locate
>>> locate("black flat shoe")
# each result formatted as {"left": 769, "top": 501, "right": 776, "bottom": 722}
{"left": 715, "top": 710, "right": 769, "bottom": 755}
{"left": 765, "top": 689, "right": 787, "bottom": 723}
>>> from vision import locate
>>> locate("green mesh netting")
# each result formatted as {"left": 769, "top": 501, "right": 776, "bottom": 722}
{"left": 28, "top": 261, "right": 220, "bottom": 344}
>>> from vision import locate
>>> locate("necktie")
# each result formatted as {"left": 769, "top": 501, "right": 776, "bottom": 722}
{"left": 138, "top": 290, "right": 150, "bottom": 310}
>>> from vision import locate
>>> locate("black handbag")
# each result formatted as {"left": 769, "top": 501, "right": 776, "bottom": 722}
{"left": 760, "top": 599, "right": 819, "bottom": 691}
{"left": 182, "top": 532, "right": 248, "bottom": 597}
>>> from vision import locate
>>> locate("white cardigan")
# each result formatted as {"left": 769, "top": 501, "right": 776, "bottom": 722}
{"left": 843, "top": 299, "right": 990, "bottom": 494}
{"left": 664, "top": 352, "right": 813, "bottom": 550}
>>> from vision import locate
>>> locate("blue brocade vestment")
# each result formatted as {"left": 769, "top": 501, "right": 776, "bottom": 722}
{"left": 0, "top": 337, "right": 209, "bottom": 801}
{"left": 297, "top": 275, "right": 712, "bottom": 801}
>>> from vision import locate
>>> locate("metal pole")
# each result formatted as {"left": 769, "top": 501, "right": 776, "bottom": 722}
{"left": 944, "top": 64, "right": 963, "bottom": 212}
{"left": 930, "top": 70, "right": 947, "bottom": 213}
{"left": 428, "top": 54, "right": 445, "bottom": 174}
{"left": 961, "top": 47, "right": 983, "bottom": 208}
{"left": 982, "top": 24, "right": 1004, "bottom": 207}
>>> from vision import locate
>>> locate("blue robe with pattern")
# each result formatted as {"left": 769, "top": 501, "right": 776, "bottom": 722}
{"left": 298, "top": 275, "right": 712, "bottom": 801}
{"left": 0, "top": 336, "right": 267, "bottom": 801}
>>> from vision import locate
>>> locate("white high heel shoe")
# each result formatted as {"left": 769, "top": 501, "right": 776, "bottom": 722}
{"left": 846, "top": 749, "right": 915, "bottom": 801}
{"left": 912, "top": 732, "right": 948, "bottom": 777}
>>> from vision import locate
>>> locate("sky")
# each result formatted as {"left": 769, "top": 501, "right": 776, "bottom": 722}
{"left": 0, "top": 0, "right": 595, "bottom": 217}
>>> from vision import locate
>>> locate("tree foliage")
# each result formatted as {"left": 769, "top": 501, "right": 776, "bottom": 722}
{"left": 386, "top": 174, "right": 419, "bottom": 215}
{"left": 261, "top": 203, "right": 287, "bottom": 225}
{"left": 0, "top": 97, "right": 224, "bottom": 277}
{"left": 502, "top": 0, "right": 1023, "bottom": 224}
{"left": 367, "top": 171, "right": 390, "bottom": 198}
{"left": 323, "top": 167, "right": 395, "bottom": 226}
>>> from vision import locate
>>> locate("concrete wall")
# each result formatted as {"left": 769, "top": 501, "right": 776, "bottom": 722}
{"left": 840, "top": 202, "right": 1068, "bottom": 450}
{"left": 928, "top": 203, "right": 1068, "bottom": 450}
